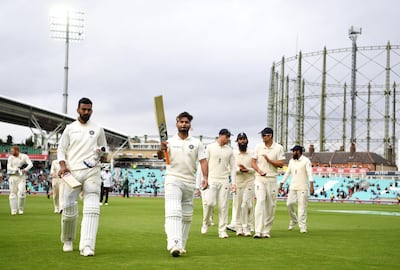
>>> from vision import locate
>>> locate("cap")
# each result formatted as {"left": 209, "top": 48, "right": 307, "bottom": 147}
{"left": 260, "top": 127, "right": 273, "bottom": 136}
{"left": 219, "top": 128, "right": 232, "bottom": 137}
{"left": 236, "top": 132, "right": 248, "bottom": 141}
{"left": 291, "top": 145, "right": 303, "bottom": 152}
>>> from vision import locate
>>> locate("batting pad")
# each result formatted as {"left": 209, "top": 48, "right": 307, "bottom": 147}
{"left": 9, "top": 193, "right": 17, "bottom": 213}
{"left": 61, "top": 202, "right": 78, "bottom": 242}
{"left": 182, "top": 221, "right": 191, "bottom": 250}
{"left": 18, "top": 191, "right": 26, "bottom": 211}
{"left": 79, "top": 193, "right": 100, "bottom": 250}
{"left": 166, "top": 216, "right": 182, "bottom": 250}
{"left": 165, "top": 190, "right": 182, "bottom": 250}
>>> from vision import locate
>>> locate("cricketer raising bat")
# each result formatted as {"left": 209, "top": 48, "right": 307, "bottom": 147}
{"left": 154, "top": 95, "right": 170, "bottom": 164}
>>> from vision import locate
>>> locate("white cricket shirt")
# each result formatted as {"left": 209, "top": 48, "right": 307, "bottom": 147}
{"left": 57, "top": 120, "right": 107, "bottom": 171}
{"left": 165, "top": 134, "right": 206, "bottom": 183}
{"left": 281, "top": 155, "right": 313, "bottom": 190}
{"left": 206, "top": 142, "right": 236, "bottom": 184}
{"left": 234, "top": 149, "right": 255, "bottom": 188}
{"left": 252, "top": 142, "right": 285, "bottom": 177}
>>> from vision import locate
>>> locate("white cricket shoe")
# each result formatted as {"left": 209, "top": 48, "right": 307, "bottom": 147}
{"left": 288, "top": 221, "right": 297, "bottom": 230}
{"left": 253, "top": 233, "right": 262, "bottom": 239}
{"left": 80, "top": 247, "right": 94, "bottom": 256}
{"left": 244, "top": 229, "right": 252, "bottom": 237}
{"left": 170, "top": 247, "right": 181, "bottom": 257}
{"left": 219, "top": 231, "right": 229, "bottom": 239}
{"left": 18, "top": 210, "right": 24, "bottom": 215}
{"left": 226, "top": 224, "right": 236, "bottom": 232}
{"left": 262, "top": 232, "right": 271, "bottom": 238}
{"left": 201, "top": 224, "right": 208, "bottom": 234}
{"left": 63, "top": 241, "right": 73, "bottom": 252}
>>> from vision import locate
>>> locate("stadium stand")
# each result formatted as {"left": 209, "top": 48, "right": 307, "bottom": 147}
{"left": 277, "top": 175, "right": 399, "bottom": 202}
{"left": 0, "top": 145, "right": 42, "bottom": 154}
{"left": 1, "top": 165, "right": 398, "bottom": 203}
{"left": 111, "top": 168, "right": 165, "bottom": 197}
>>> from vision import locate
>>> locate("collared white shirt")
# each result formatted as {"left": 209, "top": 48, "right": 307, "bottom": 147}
{"left": 101, "top": 170, "right": 113, "bottom": 187}
{"left": 234, "top": 149, "right": 255, "bottom": 188}
{"left": 165, "top": 134, "right": 206, "bottom": 183}
{"left": 207, "top": 142, "right": 236, "bottom": 184}
{"left": 281, "top": 155, "right": 313, "bottom": 190}
{"left": 57, "top": 120, "right": 107, "bottom": 171}
{"left": 252, "top": 142, "right": 285, "bottom": 177}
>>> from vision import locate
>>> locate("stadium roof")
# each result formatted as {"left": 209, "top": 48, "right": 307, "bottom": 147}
{"left": 0, "top": 95, "right": 129, "bottom": 149}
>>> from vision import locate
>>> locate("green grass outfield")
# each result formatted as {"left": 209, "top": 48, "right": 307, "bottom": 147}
{"left": 0, "top": 195, "right": 399, "bottom": 270}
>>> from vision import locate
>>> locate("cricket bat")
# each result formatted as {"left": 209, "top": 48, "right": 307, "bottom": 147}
{"left": 154, "top": 95, "right": 170, "bottom": 164}
{"left": 62, "top": 172, "right": 82, "bottom": 189}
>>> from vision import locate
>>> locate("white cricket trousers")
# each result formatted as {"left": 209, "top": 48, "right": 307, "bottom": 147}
{"left": 164, "top": 178, "right": 196, "bottom": 251}
{"left": 229, "top": 192, "right": 236, "bottom": 226}
{"left": 254, "top": 177, "right": 278, "bottom": 234}
{"left": 234, "top": 180, "right": 254, "bottom": 232}
{"left": 200, "top": 188, "right": 214, "bottom": 224}
{"left": 286, "top": 189, "right": 308, "bottom": 231}
{"left": 203, "top": 181, "right": 230, "bottom": 233}
{"left": 8, "top": 174, "right": 26, "bottom": 214}
{"left": 61, "top": 167, "right": 101, "bottom": 252}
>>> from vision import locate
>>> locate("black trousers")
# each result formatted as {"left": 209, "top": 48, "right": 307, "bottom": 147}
{"left": 100, "top": 187, "right": 111, "bottom": 203}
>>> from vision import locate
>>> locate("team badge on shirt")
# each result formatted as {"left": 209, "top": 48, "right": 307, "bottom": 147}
{"left": 188, "top": 144, "right": 194, "bottom": 149}
{"left": 89, "top": 130, "right": 95, "bottom": 135}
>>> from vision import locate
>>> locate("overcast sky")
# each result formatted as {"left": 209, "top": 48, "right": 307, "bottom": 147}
{"left": 0, "top": 0, "right": 399, "bottom": 149}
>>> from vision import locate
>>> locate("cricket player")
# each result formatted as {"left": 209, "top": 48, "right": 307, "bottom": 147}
{"left": 50, "top": 159, "right": 64, "bottom": 213}
{"left": 195, "top": 162, "right": 214, "bottom": 227}
{"left": 57, "top": 97, "right": 108, "bottom": 257}
{"left": 7, "top": 145, "right": 33, "bottom": 215}
{"left": 201, "top": 129, "right": 236, "bottom": 239}
{"left": 233, "top": 132, "right": 255, "bottom": 237}
{"left": 279, "top": 145, "right": 314, "bottom": 233}
{"left": 158, "top": 111, "right": 208, "bottom": 257}
{"left": 251, "top": 127, "right": 285, "bottom": 238}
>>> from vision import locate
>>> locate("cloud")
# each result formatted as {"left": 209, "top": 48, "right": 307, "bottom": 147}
{"left": 0, "top": 0, "right": 399, "bottom": 153}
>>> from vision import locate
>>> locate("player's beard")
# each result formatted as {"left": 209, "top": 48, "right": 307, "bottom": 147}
{"left": 179, "top": 127, "right": 189, "bottom": 135}
{"left": 293, "top": 153, "right": 299, "bottom": 160}
{"left": 80, "top": 114, "right": 91, "bottom": 123}
{"left": 238, "top": 142, "right": 247, "bottom": 152}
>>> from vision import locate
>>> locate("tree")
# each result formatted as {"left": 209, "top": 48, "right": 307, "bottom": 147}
{"left": 6, "top": 135, "right": 13, "bottom": 145}
{"left": 25, "top": 136, "right": 34, "bottom": 147}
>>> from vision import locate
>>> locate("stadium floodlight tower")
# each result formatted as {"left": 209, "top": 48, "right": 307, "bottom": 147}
{"left": 50, "top": 7, "right": 85, "bottom": 114}
{"left": 348, "top": 26, "right": 362, "bottom": 148}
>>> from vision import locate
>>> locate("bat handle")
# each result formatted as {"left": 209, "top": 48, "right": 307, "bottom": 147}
{"left": 164, "top": 150, "right": 170, "bottom": 165}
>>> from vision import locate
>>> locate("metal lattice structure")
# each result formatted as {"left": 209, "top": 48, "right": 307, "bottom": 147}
{"left": 268, "top": 41, "right": 400, "bottom": 162}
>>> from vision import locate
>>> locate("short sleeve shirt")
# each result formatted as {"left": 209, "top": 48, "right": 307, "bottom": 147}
{"left": 252, "top": 142, "right": 285, "bottom": 177}
{"left": 165, "top": 134, "right": 206, "bottom": 183}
